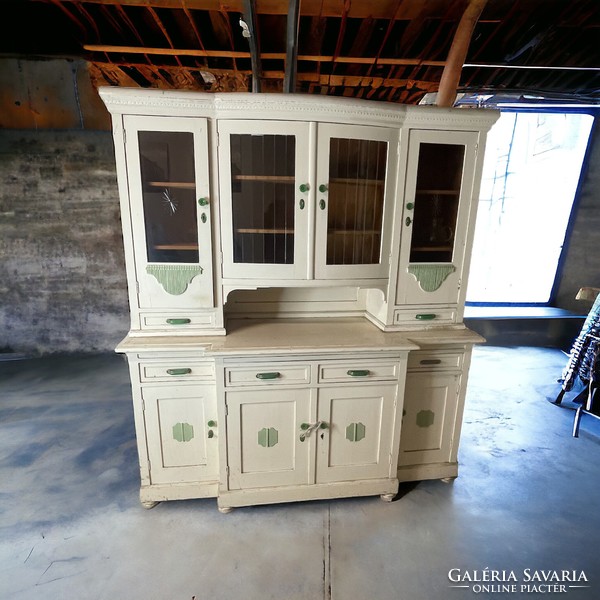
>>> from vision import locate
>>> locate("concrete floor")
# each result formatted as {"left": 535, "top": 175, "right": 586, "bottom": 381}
{"left": 1, "top": 345, "right": 599, "bottom": 599}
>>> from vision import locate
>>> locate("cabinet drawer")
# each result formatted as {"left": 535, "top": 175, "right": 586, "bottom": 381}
{"left": 393, "top": 307, "right": 457, "bottom": 326}
{"left": 139, "top": 361, "right": 215, "bottom": 383}
{"left": 318, "top": 361, "right": 399, "bottom": 383}
{"left": 139, "top": 312, "right": 216, "bottom": 331}
{"left": 225, "top": 364, "right": 311, "bottom": 387}
{"left": 407, "top": 351, "right": 463, "bottom": 372}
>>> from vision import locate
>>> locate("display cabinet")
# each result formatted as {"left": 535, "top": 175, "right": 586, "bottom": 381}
{"left": 218, "top": 120, "right": 397, "bottom": 281}
{"left": 101, "top": 88, "right": 499, "bottom": 511}
{"left": 395, "top": 130, "right": 480, "bottom": 315}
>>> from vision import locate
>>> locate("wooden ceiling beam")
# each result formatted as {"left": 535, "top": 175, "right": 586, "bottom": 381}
{"left": 48, "top": 0, "right": 464, "bottom": 20}
{"left": 436, "top": 0, "right": 488, "bottom": 107}
{"left": 83, "top": 44, "right": 447, "bottom": 67}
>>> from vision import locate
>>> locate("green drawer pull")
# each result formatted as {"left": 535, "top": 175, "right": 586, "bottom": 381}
{"left": 415, "top": 313, "right": 437, "bottom": 320}
{"left": 166, "top": 318, "right": 191, "bottom": 325}
{"left": 319, "top": 183, "right": 328, "bottom": 193}
{"left": 256, "top": 372, "right": 281, "bottom": 380}
{"left": 167, "top": 368, "right": 192, "bottom": 376}
{"left": 198, "top": 197, "right": 209, "bottom": 206}
{"left": 299, "top": 183, "right": 310, "bottom": 193}
{"left": 347, "top": 369, "right": 370, "bottom": 377}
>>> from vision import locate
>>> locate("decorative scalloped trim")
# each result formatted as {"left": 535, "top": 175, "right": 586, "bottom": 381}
{"left": 146, "top": 264, "right": 203, "bottom": 295}
{"left": 408, "top": 264, "right": 456, "bottom": 292}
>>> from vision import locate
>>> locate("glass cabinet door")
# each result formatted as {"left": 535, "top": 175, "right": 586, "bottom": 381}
{"left": 396, "top": 129, "right": 479, "bottom": 306}
{"left": 138, "top": 130, "right": 199, "bottom": 264}
{"left": 409, "top": 142, "right": 465, "bottom": 263}
{"left": 219, "top": 121, "right": 312, "bottom": 279}
{"left": 123, "top": 115, "right": 213, "bottom": 309}
{"left": 315, "top": 124, "right": 397, "bottom": 279}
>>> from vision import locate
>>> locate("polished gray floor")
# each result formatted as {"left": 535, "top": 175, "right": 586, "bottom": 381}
{"left": 1, "top": 346, "right": 599, "bottom": 599}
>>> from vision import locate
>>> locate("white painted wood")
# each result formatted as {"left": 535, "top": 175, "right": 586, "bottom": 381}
{"left": 123, "top": 115, "right": 215, "bottom": 310}
{"left": 99, "top": 87, "right": 500, "bottom": 509}
{"left": 218, "top": 120, "right": 314, "bottom": 280}
{"left": 217, "top": 477, "right": 398, "bottom": 510}
{"left": 314, "top": 123, "right": 399, "bottom": 280}
{"left": 316, "top": 384, "right": 398, "bottom": 483}
{"left": 225, "top": 388, "right": 313, "bottom": 490}
{"left": 398, "top": 371, "right": 460, "bottom": 467}
{"left": 318, "top": 360, "right": 399, "bottom": 382}
{"left": 395, "top": 130, "right": 479, "bottom": 307}
{"left": 141, "top": 385, "right": 219, "bottom": 485}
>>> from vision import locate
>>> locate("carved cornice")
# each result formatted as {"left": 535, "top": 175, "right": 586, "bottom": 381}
{"left": 98, "top": 88, "right": 499, "bottom": 130}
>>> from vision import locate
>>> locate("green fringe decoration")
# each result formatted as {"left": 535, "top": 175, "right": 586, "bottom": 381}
{"left": 146, "top": 264, "right": 203, "bottom": 295}
{"left": 408, "top": 264, "right": 456, "bottom": 292}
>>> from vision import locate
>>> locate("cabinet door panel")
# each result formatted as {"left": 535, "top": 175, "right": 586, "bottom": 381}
{"left": 315, "top": 124, "right": 398, "bottom": 279}
{"left": 399, "top": 372, "right": 459, "bottom": 466}
{"left": 317, "top": 384, "right": 397, "bottom": 483}
{"left": 124, "top": 115, "right": 214, "bottom": 309}
{"left": 142, "top": 385, "right": 218, "bottom": 484}
{"left": 226, "top": 389, "right": 313, "bottom": 490}
{"left": 396, "top": 130, "right": 479, "bottom": 305}
{"left": 218, "top": 120, "right": 313, "bottom": 280}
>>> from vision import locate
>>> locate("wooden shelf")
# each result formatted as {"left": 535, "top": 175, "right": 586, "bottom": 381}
{"left": 415, "top": 189, "right": 459, "bottom": 195}
{"left": 149, "top": 181, "right": 196, "bottom": 189}
{"left": 411, "top": 245, "right": 453, "bottom": 252}
{"left": 233, "top": 175, "right": 295, "bottom": 183}
{"left": 235, "top": 228, "right": 295, "bottom": 234}
{"left": 330, "top": 178, "right": 384, "bottom": 186}
{"left": 154, "top": 243, "right": 199, "bottom": 250}
{"left": 328, "top": 230, "right": 381, "bottom": 235}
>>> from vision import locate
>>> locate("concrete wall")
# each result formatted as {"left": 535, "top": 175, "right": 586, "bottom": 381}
{"left": 0, "top": 130, "right": 129, "bottom": 355}
{"left": 555, "top": 118, "right": 600, "bottom": 312}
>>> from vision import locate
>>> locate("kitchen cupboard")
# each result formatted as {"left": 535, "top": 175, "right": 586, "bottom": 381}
{"left": 101, "top": 89, "right": 498, "bottom": 511}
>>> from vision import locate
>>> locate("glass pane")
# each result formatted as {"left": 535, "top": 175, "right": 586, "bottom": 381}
{"left": 326, "top": 138, "right": 387, "bottom": 265}
{"left": 409, "top": 143, "right": 465, "bottom": 263}
{"left": 230, "top": 134, "right": 296, "bottom": 264}
{"left": 467, "top": 112, "right": 594, "bottom": 303}
{"left": 138, "top": 131, "right": 199, "bottom": 263}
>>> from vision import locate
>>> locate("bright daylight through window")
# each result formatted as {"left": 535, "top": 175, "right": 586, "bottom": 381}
{"left": 466, "top": 111, "right": 594, "bottom": 304}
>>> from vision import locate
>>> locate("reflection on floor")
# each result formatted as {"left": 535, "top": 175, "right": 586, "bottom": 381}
{"left": 1, "top": 346, "right": 599, "bottom": 600}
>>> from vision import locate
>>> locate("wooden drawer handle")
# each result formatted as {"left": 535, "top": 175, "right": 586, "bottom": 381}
{"left": 420, "top": 359, "right": 442, "bottom": 365}
{"left": 347, "top": 369, "right": 370, "bottom": 377}
{"left": 256, "top": 372, "right": 281, "bottom": 380}
{"left": 167, "top": 368, "right": 192, "bottom": 376}
{"left": 166, "top": 318, "right": 191, "bottom": 325}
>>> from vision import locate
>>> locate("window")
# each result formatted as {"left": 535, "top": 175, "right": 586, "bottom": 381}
{"left": 466, "top": 111, "right": 594, "bottom": 304}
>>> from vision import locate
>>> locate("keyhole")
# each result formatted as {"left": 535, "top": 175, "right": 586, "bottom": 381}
{"left": 320, "top": 432, "right": 325, "bottom": 440}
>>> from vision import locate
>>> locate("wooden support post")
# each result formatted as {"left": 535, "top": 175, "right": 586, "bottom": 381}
{"left": 437, "top": 0, "right": 488, "bottom": 107}
{"left": 284, "top": 0, "right": 301, "bottom": 93}
{"left": 242, "top": 0, "right": 262, "bottom": 92}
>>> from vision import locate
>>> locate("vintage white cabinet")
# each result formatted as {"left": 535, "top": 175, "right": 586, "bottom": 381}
{"left": 102, "top": 89, "right": 498, "bottom": 511}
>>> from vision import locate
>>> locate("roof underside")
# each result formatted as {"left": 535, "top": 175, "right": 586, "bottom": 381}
{"left": 3, "top": 0, "right": 600, "bottom": 105}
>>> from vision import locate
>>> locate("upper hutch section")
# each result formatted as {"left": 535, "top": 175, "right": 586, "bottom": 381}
{"left": 100, "top": 88, "right": 498, "bottom": 334}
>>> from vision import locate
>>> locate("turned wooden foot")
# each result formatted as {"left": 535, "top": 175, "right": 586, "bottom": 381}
{"left": 141, "top": 500, "right": 159, "bottom": 509}
{"left": 218, "top": 505, "right": 233, "bottom": 514}
{"left": 441, "top": 476, "right": 456, "bottom": 483}
{"left": 380, "top": 493, "right": 395, "bottom": 502}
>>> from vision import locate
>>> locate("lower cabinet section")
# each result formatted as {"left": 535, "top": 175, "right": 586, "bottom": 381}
{"left": 142, "top": 384, "right": 219, "bottom": 486}
{"left": 225, "top": 384, "right": 399, "bottom": 492}
{"left": 398, "top": 372, "right": 460, "bottom": 467}
{"left": 219, "top": 357, "right": 405, "bottom": 510}
{"left": 397, "top": 347, "right": 471, "bottom": 482}
{"left": 119, "top": 334, "right": 477, "bottom": 511}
